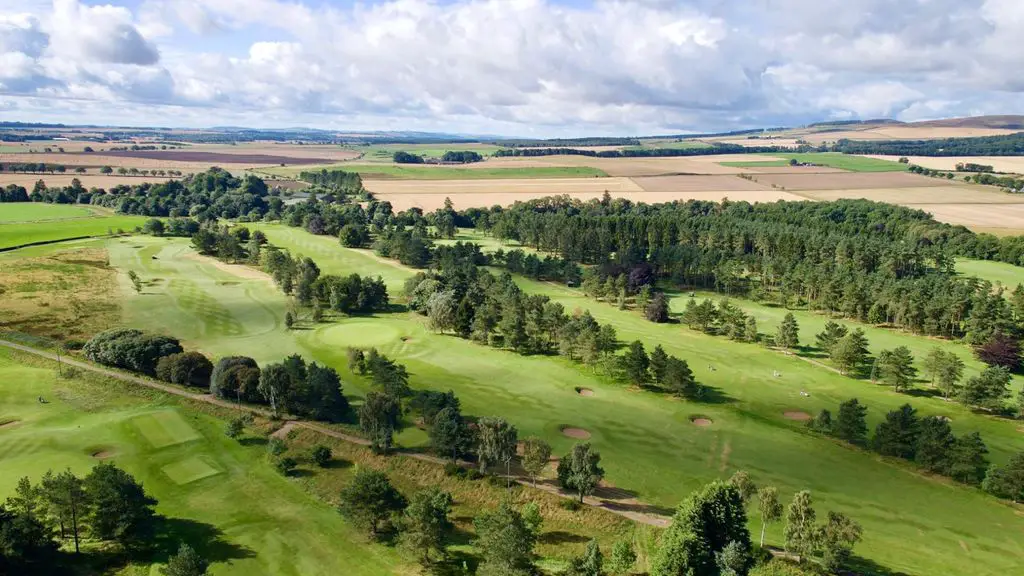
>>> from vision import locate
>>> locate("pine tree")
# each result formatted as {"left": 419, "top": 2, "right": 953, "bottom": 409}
{"left": 776, "top": 313, "right": 799, "bottom": 349}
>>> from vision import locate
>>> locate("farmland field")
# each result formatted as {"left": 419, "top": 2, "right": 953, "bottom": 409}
{"left": 259, "top": 163, "right": 608, "bottom": 179}
{"left": 345, "top": 142, "right": 505, "bottom": 162}
{"left": 0, "top": 213, "right": 148, "bottom": 250}
{"left": 864, "top": 155, "right": 1024, "bottom": 174}
{"left": 0, "top": 202, "right": 95, "bottom": 222}
{"left": 721, "top": 152, "right": 908, "bottom": 172}
{"left": 0, "top": 173, "right": 171, "bottom": 189}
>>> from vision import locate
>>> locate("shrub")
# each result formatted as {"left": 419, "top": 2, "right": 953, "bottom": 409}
{"left": 155, "top": 351, "right": 213, "bottom": 387}
{"left": 559, "top": 499, "right": 582, "bottom": 511}
{"left": 311, "top": 445, "right": 332, "bottom": 467}
{"left": 465, "top": 469, "right": 484, "bottom": 481}
{"left": 210, "top": 356, "right": 261, "bottom": 401}
{"left": 83, "top": 328, "right": 182, "bottom": 375}
{"left": 443, "top": 462, "right": 465, "bottom": 478}
{"left": 225, "top": 417, "right": 244, "bottom": 439}
{"left": 274, "top": 456, "right": 297, "bottom": 476}
{"left": 267, "top": 437, "right": 287, "bottom": 457}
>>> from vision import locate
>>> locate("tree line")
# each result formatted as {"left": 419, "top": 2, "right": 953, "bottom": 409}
{"left": 492, "top": 143, "right": 792, "bottom": 158}
{"left": 832, "top": 131, "right": 1024, "bottom": 156}
{"left": 808, "top": 397, "right": 1024, "bottom": 503}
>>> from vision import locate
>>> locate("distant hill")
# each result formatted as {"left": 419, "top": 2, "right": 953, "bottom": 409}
{"left": 909, "top": 115, "right": 1024, "bottom": 129}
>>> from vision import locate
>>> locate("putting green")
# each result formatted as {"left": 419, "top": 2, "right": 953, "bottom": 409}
{"left": 135, "top": 410, "right": 201, "bottom": 448}
{"left": 311, "top": 321, "right": 403, "bottom": 349}
{"left": 162, "top": 456, "right": 222, "bottom": 485}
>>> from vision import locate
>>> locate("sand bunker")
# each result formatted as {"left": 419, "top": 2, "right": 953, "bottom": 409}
{"left": 0, "top": 419, "right": 20, "bottom": 429}
{"left": 784, "top": 411, "right": 812, "bottom": 421}
{"left": 561, "top": 426, "right": 592, "bottom": 439}
{"left": 690, "top": 417, "right": 713, "bottom": 427}
{"left": 575, "top": 387, "right": 595, "bottom": 397}
{"left": 91, "top": 450, "right": 115, "bottom": 459}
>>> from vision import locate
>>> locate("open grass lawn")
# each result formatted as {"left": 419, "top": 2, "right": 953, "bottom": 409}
{"left": 956, "top": 258, "right": 1024, "bottom": 289}
{"left": 0, "top": 202, "right": 95, "bottom": 223}
{"left": 0, "top": 348, "right": 406, "bottom": 576}
{"left": 0, "top": 214, "right": 148, "bottom": 250}
{"left": 346, "top": 142, "right": 506, "bottom": 163}
{"left": 722, "top": 153, "right": 909, "bottom": 172}
{"left": 9, "top": 227, "right": 1024, "bottom": 576}
{"left": 257, "top": 163, "right": 608, "bottom": 180}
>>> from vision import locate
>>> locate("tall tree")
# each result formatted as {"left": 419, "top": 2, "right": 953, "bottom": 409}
{"left": 756, "top": 486, "right": 783, "bottom": 548}
{"left": 818, "top": 511, "right": 863, "bottom": 573}
{"left": 474, "top": 500, "right": 537, "bottom": 576}
{"left": 872, "top": 404, "right": 920, "bottom": 460}
{"left": 835, "top": 398, "right": 868, "bottom": 445}
{"left": 728, "top": 471, "right": 757, "bottom": 506}
{"left": 649, "top": 344, "right": 669, "bottom": 383}
{"left": 876, "top": 346, "right": 917, "bottom": 392}
{"left": 975, "top": 333, "right": 1021, "bottom": 370}
{"left": 566, "top": 539, "right": 603, "bottom": 576}
{"left": 359, "top": 392, "right": 401, "bottom": 454}
{"left": 607, "top": 540, "right": 637, "bottom": 575}
{"left": 783, "top": 490, "right": 816, "bottom": 562}
{"left": 338, "top": 469, "right": 407, "bottom": 538}
{"left": 476, "top": 417, "right": 518, "bottom": 475}
{"left": 815, "top": 321, "right": 848, "bottom": 355}
{"left": 620, "top": 340, "right": 650, "bottom": 385}
{"left": 557, "top": 443, "right": 605, "bottom": 502}
{"left": 521, "top": 437, "right": 552, "bottom": 486}
{"left": 645, "top": 292, "right": 670, "bottom": 323}
{"left": 39, "top": 469, "right": 85, "bottom": 554}
{"left": 948, "top": 432, "right": 989, "bottom": 485}
{"left": 915, "top": 416, "right": 955, "bottom": 474}
{"left": 400, "top": 487, "right": 453, "bottom": 565}
{"left": 775, "top": 313, "right": 799, "bottom": 350}
{"left": 83, "top": 463, "right": 158, "bottom": 551}
{"left": 663, "top": 357, "right": 700, "bottom": 399}
{"left": 429, "top": 406, "right": 473, "bottom": 461}
{"left": 831, "top": 329, "right": 869, "bottom": 375}
{"left": 651, "top": 480, "right": 751, "bottom": 576}
{"left": 960, "top": 366, "right": 1012, "bottom": 411}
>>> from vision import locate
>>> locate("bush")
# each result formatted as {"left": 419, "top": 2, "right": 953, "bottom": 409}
{"left": 155, "top": 351, "right": 213, "bottom": 387}
{"left": 310, "top": 445, "right": 332, "bottom": 467}
{"left": 83, "top": 328, "right": 182, "bottom": 375}
{"left": 559, "top": 499, "right": 582, "bottom": 511}
{"left": 274, "top": 456, "right": 297, "bottom": 476}
{"left": 443, "top": 462, "right": 465, "bottom": 478}
{"left": 210, "top": 356, "right": 261, "bottom": 401}
{"left": 225, "top": 417, "right": 244, "bottom": 439}
{"left": 267, "top": 437, "right": 287, "bottom": 457}
{"left": 465, "top": 469, "right": 484, "bottom": 481}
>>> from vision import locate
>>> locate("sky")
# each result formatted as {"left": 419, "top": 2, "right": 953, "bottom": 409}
{"left": 0, "top": 0, "right": 1022, "bottom": 137}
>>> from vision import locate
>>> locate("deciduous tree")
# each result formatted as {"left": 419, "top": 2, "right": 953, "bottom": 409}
{"left": 557, "top": 443, "right": 604, "bottom": 502}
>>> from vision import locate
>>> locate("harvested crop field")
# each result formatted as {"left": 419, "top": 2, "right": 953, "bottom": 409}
{"left": 799, "top": 127, "right": 1018, "bottom": 144}
{"left": 515, "top": 155, "right": 779, "bottom": 176}
{"left": 0, "top": 174, "right": 169, "bottom": 189}
{"left": 864, "top": 155, "right": 1024, "bottom": 174}
{"left": 912, "top": 203, "right": 1024, "bottom": 232}
{"left": 796, "top": 186, "right": 1020, "bottom": 204}
{"left": 632, "top": 175, "right": 770, "bottom": 192}
{"left": 748, "top": 171, "right": 942, "bottom": 191}
{"left": 80, "top": 150, "right": 330, "bottom": 165}
{"left": 377, "top": 189, "right": 804, "bottom": 211}
{"left": 364, "top": 177, "right": 643, "bottom": 195}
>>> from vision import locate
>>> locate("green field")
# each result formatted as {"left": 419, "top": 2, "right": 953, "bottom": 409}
{"left": 0, "top": 214, "right": 148, "bottom": 250}
{"left": 0, "top": 348, "right": 405, "bottom": 575}
{"left": 258, "top": 163, "right": 609, "bottom": 180}
{"left": 956, "top": 258, "right": 1024, "bottom": 289}
{"left": 0, "top": 202, "right": 96, "bottom": 223}
{"left": 722, "top": 152, "right": 909, "bottom": 172}
{"left": 627, "top": 140, "right": 713, "bottom": 151}
{"left": 345, "top": 142, "right": 506, "bottom": 162}
{"left": 6, "top": 224, "right": 1024, "bottom": 576}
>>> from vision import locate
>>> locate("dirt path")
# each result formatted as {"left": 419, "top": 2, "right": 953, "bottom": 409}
{"left": 0, "top": 339, "right": 673, "bottom": 528}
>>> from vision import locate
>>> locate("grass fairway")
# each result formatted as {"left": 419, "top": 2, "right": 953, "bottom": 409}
{"left": 0, "top": 202, "right": 95, "bottom": 222}
{"left": 722, "top": 152, "right": 909, "bottom": 172}
{"left": 0, "top": 214, "right": 148, "bottom": 250}
{"left": 24, "top": 226, "right": 1020, "bottom": 576}
{"left": 240, "top": 226, "right": 1024, "bottom": 576}
{"left": 0, "top": 348, "right": 405, "bottom": 575}
{"left": 956, "top": 257, "right": 1024, "bottom": 289}
{"left": 258, "top": 163, "right": 608, "bottom": 179}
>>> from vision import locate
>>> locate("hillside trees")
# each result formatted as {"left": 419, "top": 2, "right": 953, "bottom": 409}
{"left": 83, "top": 328, "right": 183, "bottom": 376}
{"left": 651, "top": 480, "right": 751, "bottom": 576}
{"left": 557, "top": 443, "right": 605, "bottom": 502}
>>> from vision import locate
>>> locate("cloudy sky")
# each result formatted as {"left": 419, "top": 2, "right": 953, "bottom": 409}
{"left": 0, "top": 0, "right": 1022, "bottom": 137}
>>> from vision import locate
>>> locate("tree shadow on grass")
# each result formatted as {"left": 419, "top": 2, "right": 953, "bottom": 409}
{"left": 538, "top": 530, "right": 590, "bottom": 545}
{"left": 321, "top": 458, "right": 353, "bottom": 470}
{"left": 149, "top": 516, "right": 255, "bottom": 565}
{"left": 599, "top": 499, "right": 675, "bottom": 517}
{"left": 904, "top": 387, "right": 943, "bottom": 399}
{"left": 238, "top": 436, "right": 268, "bottom": 447}
{"left": 844, "top": 553, "right": 912, "bottom": 576}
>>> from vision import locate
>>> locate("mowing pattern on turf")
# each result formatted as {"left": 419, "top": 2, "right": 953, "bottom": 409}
{"left": 168, "top": 278, "right": 244, "bottom": 336}
{"left": 162, "top": 456, "right": 222, "bottom": 485}
{"left": 134, "top": 411, "right": 200, "bottom": 448}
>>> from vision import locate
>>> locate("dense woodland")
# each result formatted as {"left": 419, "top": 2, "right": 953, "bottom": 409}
{"left": 833, "top": 132, "right": 1024, "bottom": 156}
{"left": 492, "top": 143, "right": 792, "bottom": 157}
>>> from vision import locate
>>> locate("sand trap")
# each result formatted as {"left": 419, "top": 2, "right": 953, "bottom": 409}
{"left": 575, "top": 387, "right": 595, "bottom": 397}
{"left": 561, "top": 426, "right": 592, "bottom": 440}
{"left": 937, "top": 416, "right": 952, "bottom": 422}
{"left": 0, "top": 419, "right": 20, "bottom": 429}
{"left": 183, "top": 253, "right": 274, "bottom": 283}
{"left": 784, "top": 411, "right": 812, "bottom": 421}
{"left": 690, "top": 417, "right": 713, "bottom": 427}
{"left": 91, "top": 450, "right": 115, "bottom": 459}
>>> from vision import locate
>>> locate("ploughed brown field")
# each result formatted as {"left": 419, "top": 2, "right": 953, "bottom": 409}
{"left": 631, "top": 175, "right": 770, "bottom": 192}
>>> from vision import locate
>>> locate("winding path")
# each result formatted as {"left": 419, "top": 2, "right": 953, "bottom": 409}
{"left": 0, "top": 339, "right": 671, "bottom": 528}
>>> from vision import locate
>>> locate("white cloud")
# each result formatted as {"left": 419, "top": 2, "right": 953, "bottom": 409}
{"left": 0, "top": 0, "right": 1020, "bottom": 135}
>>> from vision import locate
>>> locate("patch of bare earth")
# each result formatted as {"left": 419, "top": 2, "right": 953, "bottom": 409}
{"left": 575, "top": 387, "right": 594, "bottom": 397}
{"left": 784, "top": 411, "right": 812, "bottom": 421}
{"left": 0, "top": 419, "right": 20, "bottom": 429}
{"left": 91, "top": 450, "right": 115, "bottom": 459}
{"left": 561, "top": 426, "right": 592, "bottom": 439}
{"left": 690, "top": 417, "right": 713, "bottom": 427}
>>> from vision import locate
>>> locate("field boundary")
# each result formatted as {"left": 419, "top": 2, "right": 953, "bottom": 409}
{"left": 0, "top": 338, "right": 671, "bottom": 528}
{"left": 0, "top": 235, "right": 95, "bottom": 253}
